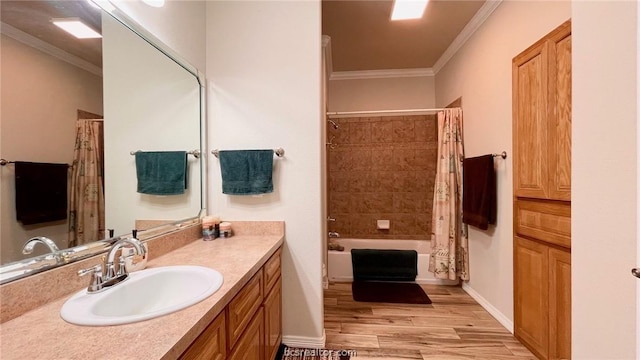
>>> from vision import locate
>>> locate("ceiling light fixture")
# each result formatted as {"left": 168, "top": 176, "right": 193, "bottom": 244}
{"left": 142, "top": 0, "right": 165, "bottom": 8}
{"left": 52, "top": 18, "right": 102, "bottom": 39}
{"left": 391, "top": 0, "right": 428, "bottom": 21}
{"left": 86, "top": 0, "right": 116, "bottom": 13}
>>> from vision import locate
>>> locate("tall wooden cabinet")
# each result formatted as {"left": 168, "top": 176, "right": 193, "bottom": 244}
{"left": 512, "top": 20, "right": 571, "bottom": 360}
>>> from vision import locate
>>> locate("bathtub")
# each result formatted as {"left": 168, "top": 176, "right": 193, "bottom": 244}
{"left": 327, "top": 238, "right": 458, "bottom": 285}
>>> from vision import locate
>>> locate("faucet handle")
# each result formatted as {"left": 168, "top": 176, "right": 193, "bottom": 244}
{"left": 78, "top": 264, "right": 101, "bottom": 277}
{"left": 78, "top": 264, "right": 103, "bottom": 293}
{"left": 117, "top": 256, "right": 128, "bottom": 276}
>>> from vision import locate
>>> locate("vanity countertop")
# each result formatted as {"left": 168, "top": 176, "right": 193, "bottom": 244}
{"left": 0, "top": 234, "right": 284, "bottom": 360}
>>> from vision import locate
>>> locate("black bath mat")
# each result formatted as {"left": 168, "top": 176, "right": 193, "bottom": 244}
{"left": 351, "top": 249, "right": 417, "bottom": 281}
{"left": 352, "top": 281, "right": 432, "bottom": 304}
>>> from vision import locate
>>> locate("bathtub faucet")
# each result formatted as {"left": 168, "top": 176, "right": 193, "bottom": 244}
{"left": 328, "top": 231, "right": 340, "bottom": 238}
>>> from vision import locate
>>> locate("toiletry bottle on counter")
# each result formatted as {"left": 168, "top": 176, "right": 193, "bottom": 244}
{"left": 220, "top": 222, "right": 233, "bottom": 238}
{"left": 202, "top": 216, "right": 215, "bottom": 240}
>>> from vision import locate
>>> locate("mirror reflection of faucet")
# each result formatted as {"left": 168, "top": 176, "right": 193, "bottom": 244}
{"left": 21, "top": 236, "right": 71, "bottom": 263}
{"left": 22, "top": 236, "right": 60, "bottom": 256}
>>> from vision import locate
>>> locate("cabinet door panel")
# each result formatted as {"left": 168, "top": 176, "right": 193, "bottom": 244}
{"left": 549, "top": 248, "right": 571, "bottom": 360}
{"left": 229, "top": 307, "right": 265, "bottom": 360}
{"left": 513, "top": 43, "right": 549, "bottom": 199}
{"left": 264, "top": 277, "right": 282, "bottom": 360}
{"left": 548, "top": 31, "right": 572, "bottom": 201}
{"left": 514, "top": 237, "right": 549, "bottom": 359}
{"left": 264, "top": 249, "right": 282, "bottom": 295}
{"left": 227, "top": 270, "right": 263, "bottom": 349}
{"left": 180, "top": 313, "right": 226, "bottom": 360}
{"left": 515, "top": 199, "right": 571, "bottom": 248}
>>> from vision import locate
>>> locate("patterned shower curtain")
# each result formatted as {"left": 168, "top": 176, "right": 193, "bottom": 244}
{"left": 428, "top": 108, "right": 470, "bottom": 281}
{"left": 68, "top": 119, "right": 105, "bottom": 247}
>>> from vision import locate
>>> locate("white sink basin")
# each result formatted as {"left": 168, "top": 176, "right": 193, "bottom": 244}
{"left": 60, "top": 265, "right": 223, "bottom": 326}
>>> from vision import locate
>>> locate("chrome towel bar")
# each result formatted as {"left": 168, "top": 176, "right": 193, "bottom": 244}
{"left": 211, "top": 148, "right": 285, "bottom": 158}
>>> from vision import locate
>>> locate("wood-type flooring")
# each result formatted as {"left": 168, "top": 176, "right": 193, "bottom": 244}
{"left": 324, "top": 282, "right": 537, "bottom": 360}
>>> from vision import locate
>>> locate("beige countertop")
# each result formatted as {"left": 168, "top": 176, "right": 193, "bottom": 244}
{"left": 0, "top": 234, "right": 283, "bottom": 360}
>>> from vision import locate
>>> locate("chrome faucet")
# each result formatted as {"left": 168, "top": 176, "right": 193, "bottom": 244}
{"left": 106, "top": 238, "right": 146, "bottom": 276}
{"left": 78, "top": 237, "right": 148, "bottom": 293}
{"left": 328, "top": 231, "right": 340, "bottom": 238}
{"left": 22, "top": 236, "right": 60, "bottom": 255}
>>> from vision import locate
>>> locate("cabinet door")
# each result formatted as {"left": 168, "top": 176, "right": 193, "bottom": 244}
{"left": 180, "top": 313, "right": 226, "bottom": 360}
{"left": 229, "top": 307, "right": 265, "bottom": 360}
{"left": 514, "top": 236, "right": 549, "bottom": 359}
{"left": 227, "top": 270, "right": 263, "bottom": 349}
{"left": 513, "top": 41, "right": 549, "bottom": 199}
{"left": 549, "top": 247, "right": 571, "bottom": 360}
{"left": 548, "top": 24, "right": 572, "bottom": 201}
{"left": 264, "top": 249, "right": 282, "bottom": 295}
{"left": 264, "top": 277, "right": 282, "bottom": 360}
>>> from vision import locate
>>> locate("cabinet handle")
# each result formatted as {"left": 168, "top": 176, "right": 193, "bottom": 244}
{"left": 631, "top": 268, "right": 640, "bottom": 278}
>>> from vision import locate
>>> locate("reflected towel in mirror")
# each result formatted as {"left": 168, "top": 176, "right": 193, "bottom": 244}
{"left": 135, "top": 151, "right": 187, "bottom": 195}
{"left": 218, "top": 150, "right": 273, "bottom": 195}
{"left": 15, "top": 161, "right": 68, "bottom": 225}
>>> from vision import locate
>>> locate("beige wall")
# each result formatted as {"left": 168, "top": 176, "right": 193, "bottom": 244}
{"left": 434, "top": 1, "right": 570, "bottom": 329}
{"left": 328, "top": 76, "right": 435, "bottom": 112}
{"left": 573, "top": 1, "right": 637, "bottom": 357}
{"left": 0, "top": 34, "right": 103, "bottom": 263}
{"left": 206, "top": 0, "right": 324, "bottom": 344}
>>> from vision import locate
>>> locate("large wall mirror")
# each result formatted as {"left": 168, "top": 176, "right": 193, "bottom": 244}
{"left": 0, "top": 1, "right": 204, "bottom": 283}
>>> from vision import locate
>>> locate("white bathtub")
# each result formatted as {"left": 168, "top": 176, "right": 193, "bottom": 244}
{"left": 327, "top": 238, "right": 458, "bottom": 285}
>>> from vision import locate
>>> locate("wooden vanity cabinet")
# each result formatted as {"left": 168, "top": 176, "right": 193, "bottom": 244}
{"left": 179, "top": 247, "right": 282, "bottom": 360}
{"left": 513, "top": 20, "right": 571, "bottom": 360}
{"left": 263, "top": 250, "right": 282, "bottom": 360}
{"left": 227, "top": 269, "right": 264, "bottom": 349}
{"left": 180, "top": 312, "right": 227, "bottom": 360}
{"left": 228, "top": 308, "right": 265, "bottom": 360}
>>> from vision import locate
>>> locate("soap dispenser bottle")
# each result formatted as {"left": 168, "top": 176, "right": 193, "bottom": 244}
{"left": 122, "top": 229, "right": 148, "bottom": 273}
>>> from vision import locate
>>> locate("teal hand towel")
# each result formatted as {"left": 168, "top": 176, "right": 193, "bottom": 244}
{"left": 219, "top": 150, "right": 273, "bottom": 195}
{"left": 135, "top": 151, "right": 187, "bottom": 195}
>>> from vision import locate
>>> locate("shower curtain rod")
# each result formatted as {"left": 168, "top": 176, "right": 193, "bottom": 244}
{"left": 326, "top": 108, "right": 453, "bottom": 118}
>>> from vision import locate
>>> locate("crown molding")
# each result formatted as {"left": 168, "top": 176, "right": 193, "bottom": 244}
{"left": 330, "top": 67, "right": 434, "bottom": 81}
{"left": 1, "top": 22, "right": 102, "bottom": 77}
{"left": 432, "top": 0, "right": 502, "bottom": 74}
{"left": 322, "top": 35, "right": 333, "bottom": 80}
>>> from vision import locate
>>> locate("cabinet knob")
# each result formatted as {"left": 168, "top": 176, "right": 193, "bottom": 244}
{"left": 631, "top": 268, "right": 640, "bottom": 278}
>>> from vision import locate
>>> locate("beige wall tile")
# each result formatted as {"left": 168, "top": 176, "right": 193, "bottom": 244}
{"left": 326, "top": 115, "right": 437, "bottom": 240}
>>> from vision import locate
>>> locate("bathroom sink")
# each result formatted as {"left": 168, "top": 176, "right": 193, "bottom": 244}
{"left": 60, "top": 265, "right": 223, "bottom": 326}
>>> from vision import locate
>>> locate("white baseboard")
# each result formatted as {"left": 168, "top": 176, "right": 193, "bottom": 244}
{"left": 282, "top": 330, "right": 326, "bottom": 349}
{"left": 462, "top": 283, "right": 514, "bottom": 333}
{"left": 415, "top": 278, "right": 459, "bottom": 286}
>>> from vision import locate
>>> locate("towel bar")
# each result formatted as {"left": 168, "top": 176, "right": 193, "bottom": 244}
{"left": 211, "top": 148, "right": 285, "bottom": 158}
{"left": 493, "top": 151, "right": 507, "bottom": 159}
{"left": 460, "top": 151, "right": 507, "bottom": 162}
{"left": 129, "top": 150, "right": 201, "bottom": 159}
{"left": 1, "top": 159, "right": 70, "bottom": 167}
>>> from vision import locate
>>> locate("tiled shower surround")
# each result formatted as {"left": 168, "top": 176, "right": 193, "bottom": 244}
{"left": 328, "top": 114, "right": 437, "bottom": 240}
